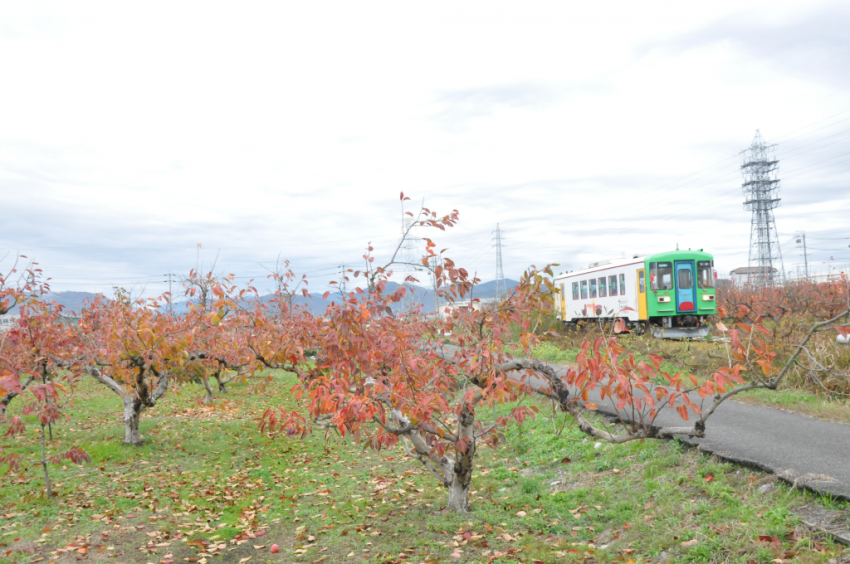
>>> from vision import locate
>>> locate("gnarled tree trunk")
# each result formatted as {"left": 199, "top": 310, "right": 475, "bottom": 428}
{"left": 202, "top": 377, "right": 215, "bottom": 404}
{"left": 86, "top": 366, "right": 169, "bottom": 446}
{"left": 443, "top": 404, "right": 476, "bottom": 512}
{"left": 389, "top": 404, "right": 477, "bottom": 513}
{"left": 122, "top": 396, "right": 143, "bottom": 445}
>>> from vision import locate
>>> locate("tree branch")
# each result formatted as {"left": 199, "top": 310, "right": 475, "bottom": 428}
{"left": 0, "top": 375, "right": 34, "bottom": 413}
{"left": 83, "top": 366, "right": 126, "bottom": 397}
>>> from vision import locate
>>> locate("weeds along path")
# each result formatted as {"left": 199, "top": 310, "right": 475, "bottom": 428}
{"left": 439, "top": 344, "right": 850, "bottom": 502}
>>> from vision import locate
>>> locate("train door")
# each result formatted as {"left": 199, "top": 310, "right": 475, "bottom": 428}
{"left": 636, "top": 269, "right": 648, "bottom": 320}
{"left": 559, "top": 283, "right": 566, "bottom": 319}
{"left": 674, "top": 261, "right": 696, "bottom": 312}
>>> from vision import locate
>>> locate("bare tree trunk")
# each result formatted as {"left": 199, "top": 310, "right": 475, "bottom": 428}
{"left": 122, "top": 396, "right": 143, "bottom": 445}
{"left": 202, "top": 377, "right": 214, "bottom": 404}
{"left": 444, "top": 405, "right": 476, "bottom": 513}
{"left": 214, "top": 373, "right": 228, "bottom": 393}
{"left": 445, "top": 465, "right": 472, "bottom": 512}
{"left": 86, "top": 366, "right": 170, "bottom": 446}
{"left": 40, "top": 423, "right": 52, "bottom": 499}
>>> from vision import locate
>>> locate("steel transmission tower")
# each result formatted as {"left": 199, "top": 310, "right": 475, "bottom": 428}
{"left": 398, "top": 204, "right": 419, "bottom": 311}
{"left": 741, "top": 130, "right": 785, "bottom": 286}
{"left": 493, "top": 223, "right": 506, "bottom": 300}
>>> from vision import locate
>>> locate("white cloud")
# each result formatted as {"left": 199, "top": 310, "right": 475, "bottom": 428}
{"left": 1, "top": 1, "right": 849, "bottom": 296}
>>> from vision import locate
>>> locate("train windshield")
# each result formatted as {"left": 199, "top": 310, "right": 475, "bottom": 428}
{"left": 698, "top": 261, "right": 714, "bottom": 289}
{"left": 649, "top": 262, "right": 673, "bottom": 290}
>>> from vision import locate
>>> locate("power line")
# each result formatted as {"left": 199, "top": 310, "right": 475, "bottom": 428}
{"left": 773, "top": 106, "right": 850, "bottom": 142}
{"left": 783, "top": 156, "right": 850, "bottom": 181}
{"left": 777, "top": 125, "right": 850, "bottom": 155}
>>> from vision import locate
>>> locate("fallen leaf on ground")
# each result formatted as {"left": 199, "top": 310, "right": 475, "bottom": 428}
{"left": 680, "top": 539, "right": 698, "bottom": 548}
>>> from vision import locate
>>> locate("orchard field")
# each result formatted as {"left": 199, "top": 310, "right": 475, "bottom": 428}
{"left": 2, "top": 371, "right": 848, "bottom": 564}
{"left": 2, "top": 199, "right": 850, "bottom": 563}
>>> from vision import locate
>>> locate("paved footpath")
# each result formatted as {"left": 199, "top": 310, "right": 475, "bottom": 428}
{"left": 537, "top": 362, "right": 850, "bottom": 500}
{"left": 442, "top": 346, "right": 850, "bottom": 501}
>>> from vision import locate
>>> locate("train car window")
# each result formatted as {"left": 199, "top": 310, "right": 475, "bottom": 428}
{"left": 560, "top": 283, "right": 565, "bottom": 300}
{"left": 652, "top": 262, "right": 673, "bottom": 290}
{"left": 619, "top": 273, "right": 626, "bottom": 295}
{"left": 572, "top": 282, "right": 579, "bottom": 300}
{"left": 678, "top": 268, "right": 693, "bottom": 290}
{"left": 598, "top": 277, "right": 607, "bottom": 297}
{"left": 639, "top": 272, "right": 646, "bottom": 294}
{"left": 697, "top": 261, "right": 714, "bottom": 289}
{"left": 608, "top": 275, "right": 618, "bottom": 296}
{"left": 589, "top": 279, "right": 597, "bottom": 298}
{"left": 580, "top": 280, "right": 588, "bottom": 299}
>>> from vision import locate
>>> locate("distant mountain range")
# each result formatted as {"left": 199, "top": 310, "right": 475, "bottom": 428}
{"left": 6, "top": 280, "right": 519, "bottom": 317}
{"left": 275, "top": 279, "right": 520, "bottom": 315}
{"left": 6, "top": 291, "right": 104, "bottom": 315}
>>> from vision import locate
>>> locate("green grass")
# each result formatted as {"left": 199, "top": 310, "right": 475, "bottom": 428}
{"left": 0, "top": 372, "right": 847, "bottom": 563}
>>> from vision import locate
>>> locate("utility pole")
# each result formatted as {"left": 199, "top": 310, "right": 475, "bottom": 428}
{"left": 741, "top": 130, "right": 785, "bottom": 286}
{"left": 795, "top": 231, "right": 810, "bottom": 280}
{"left": 339, "top": 263, "right": 347, "bottom": 295}
{"left": 492, "top": 223, "right": 506, "bottom": 300}
{"left": 429, "top": 254, "right": 442, "bottom": 314}
{"left": 164, "top": 272, "right": 174, "bottom": 315}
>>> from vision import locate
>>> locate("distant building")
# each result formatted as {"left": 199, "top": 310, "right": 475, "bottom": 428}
{"left": 0, "top": 314, "right": 20, "bottom": 332}
{"left": 715, "top": 278, "right": 733, "bottom": 290}
{"left": 438, "top": 298, "right": 497, "bottom": 320}
{"left": 729, "top": 267, "right": 778, "bottom": 285}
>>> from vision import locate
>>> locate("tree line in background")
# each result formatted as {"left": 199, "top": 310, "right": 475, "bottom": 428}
{"left": 1, "top": 196, "right": 849, "bottom": 512}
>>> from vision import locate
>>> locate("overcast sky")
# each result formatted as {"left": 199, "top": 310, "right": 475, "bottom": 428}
{"left": 2, "top": 1, "right": 849, "bottom": 298}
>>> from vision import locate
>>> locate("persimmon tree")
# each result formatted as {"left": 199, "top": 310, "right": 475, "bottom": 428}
{"left": 259, "top": 197, "right": 566, "bottom": 512}
{"left": 0, "top": 296, "right": 90, "bottom": 498}
{"left": 74, "top": 290, "right": 211, "bottom": 445}
{"left": 179, "top": 269, "right": 250, "bottom": 404}
{"left": 0, "top": 254, "right": 41, "bottom": 317}
{"left": 1, "top": 257, "right": 53, "bottom": 417}
{"left": 218, "top": 260, "right": 314, "bottom": 374}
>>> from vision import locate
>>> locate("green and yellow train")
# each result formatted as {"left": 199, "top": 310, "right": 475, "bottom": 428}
{"left": 553, "top": 249, "right": 717, "bottom": 338}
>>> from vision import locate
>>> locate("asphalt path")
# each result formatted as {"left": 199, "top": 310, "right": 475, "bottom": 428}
{"left": 441, "top": 346, "right": 850, "bottom": 501}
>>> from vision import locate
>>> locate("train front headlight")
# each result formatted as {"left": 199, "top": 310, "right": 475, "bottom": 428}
{"left": 702, "top": 295, "right": 715, "bottom": 301}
